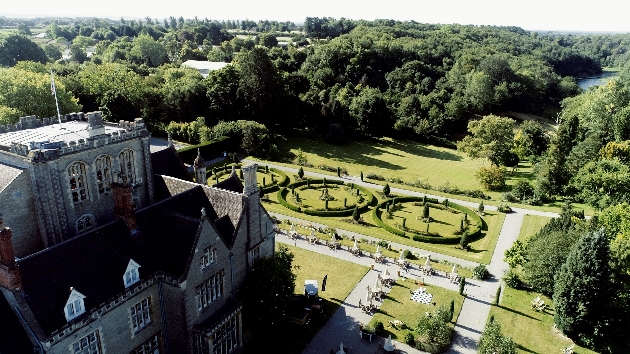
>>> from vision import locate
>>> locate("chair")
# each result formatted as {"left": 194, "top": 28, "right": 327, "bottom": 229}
{"left": 535, "top": 301, "right": 546, "bottom": 312}
{"left": 531, "top": 296, "right": 541, "bottom": 308}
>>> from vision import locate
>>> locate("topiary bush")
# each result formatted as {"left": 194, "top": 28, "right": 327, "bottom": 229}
{"left": 404, "top": 332, "right": 415, "bottom": 346}
{"left": 472, "top": 264, "right": 489, "bottom": 280}
{"left": 504, "top": 270, "right": 521, "bottom": 289}
{"left": 497, "top": 204, "right": 512, "bottom": 213}
{"left": 459, "top": 276, "right": 466, "bottom": 295}
{"left": 373, "top": 321, "right": 384, "bottom": 335}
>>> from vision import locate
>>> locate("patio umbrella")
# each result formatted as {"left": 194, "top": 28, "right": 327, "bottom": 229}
{"left": 353, "top": 239, "right": 358, "bottom": 249}
{"left": 399, "top": 249, "right": 404, "bottom": 261}
{"left": 310, "top": 229, "right": 315, "bottom": 239}
{"left": 331, "top": 232, "right": 336, "bottom": 242}
{"left": 290, "top": 224, "right": 295, "bottom": 233}
{"left": 375, "top": 277, "right": 382, "bottom": 289}
{"left": 424, "top": 255, "right": 431, "bottom": 267}
{"left": 337, "top": 343, "right": 346, "bottom": 354}
{"left": 376, "top": 245, "right": 380, "bottom": 254}
{"left": 451, "top": 264, "right": 457, "bottom": 274}
{"left": 336, "top": 343, "right": 346, "bottom": 354}
{"left": 384, "top": 335, "right": 394, "bottom": 351}
{"left": 385, "top": 266, "right": 390, "bottom": 276}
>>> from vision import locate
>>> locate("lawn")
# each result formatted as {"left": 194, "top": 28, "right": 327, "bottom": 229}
{"left": 249, "top": 133, "right": 595, "bottom": 215}
{"left": 292, "top": 185, "right": 358, "bottom": 210}
{"left": 489, "top": 286, "right": 598, "bottom": 354}
{"left": 243, "top": 244, "right": 369, "bottom": 354}
{"left": 267, "top": 194, "right": 506, "bottom": 264}
{"left": 519, "top": 214, "right": 553, "bottom": 240}
{"left": 368, "top": 280, "right": 464, "bottom": 342}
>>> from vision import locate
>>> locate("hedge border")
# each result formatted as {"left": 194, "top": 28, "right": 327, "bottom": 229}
{"left": 209, "top": 165, "right": 289, "bottom": 194}
{"left": 371, "top": 197, "right": 483, "bottom": 244}
{"left": 277, "top": 178, "right": 376, "bottom": 216}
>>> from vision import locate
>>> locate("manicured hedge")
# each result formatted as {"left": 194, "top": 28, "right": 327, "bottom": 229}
{"left": 177, "top": 136, "right": 235, "bottom": 164}
{"left": 371, "top": 196, "right": 482, "bottom": 244}
{"left": 277, "top": 178, "right": 374, "bottom": 216}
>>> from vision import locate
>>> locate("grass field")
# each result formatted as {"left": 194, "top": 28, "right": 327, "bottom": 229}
{"left": 368, "top": 280, "right": 464, "bottom": 342}
{"left": 489, "top": 287, "right": 598, "bottom": 354}
{"left": 519, "top": 214, "right": 553, "bottom": 240}
{"left": 244, "top": 244, "right": 368, "bottom": 354}
{"left": 250, "top": 134, "right": 595, "bottom": 215}
{"left": 291, "top": 185, "right": 357, "bottom": 209}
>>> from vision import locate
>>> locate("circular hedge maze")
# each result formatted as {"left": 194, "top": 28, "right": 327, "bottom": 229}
{"left": 372, "top": 196, "right": 483, "bottom": 244}
{"left": 208, "top": 165, "right": 289, "bottom": 193}
{"left": 277, "top": 178, "right": 376, "bottom": 217}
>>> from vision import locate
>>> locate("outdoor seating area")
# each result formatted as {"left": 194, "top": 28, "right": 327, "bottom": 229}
{"left": 561, "top": 344, "right": 575, "bottom": 354}
{"left": 531, "top": 296, "right": 546, "bottom": 312}
{"left": 387, "top": 319, "right": 405, "bottom": 329}
{"left": 447, "top": 264, "right": 460, "bottom": 284}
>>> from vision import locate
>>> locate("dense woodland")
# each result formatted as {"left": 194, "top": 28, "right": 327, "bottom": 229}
{"left": 4, "top": 15, "right": 630, "bottom": 353}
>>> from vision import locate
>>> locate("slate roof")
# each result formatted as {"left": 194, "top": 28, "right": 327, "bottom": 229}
{"left": 151, "top": 147, "right": 192, "bottom": 182}
{"left": 0, "top": 294, "right": 32, "bottom": 353}
{"left": 213, "top": 173, "right": 243, "bottom": 194}
{"left": 14, "top": 183, "right": 245, "bottom": 336}
{"left": 0, "top": 162, "right": 24, "bottom": 193}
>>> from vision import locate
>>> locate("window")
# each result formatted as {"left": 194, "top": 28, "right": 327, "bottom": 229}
{"left": 119, "top": 149, "right": 136, "bottom": 184}
{"left": 76, "top": 215, "right": 94, "bottom": 234}
{"left": 68, "top": 162, "right": 89, "bottom": 203}
{"left": 124, "top": 259, "right": 141, "bottom": 288}
{"left": 196, "top": 270, "right": 224, "bottom": 312}
{"left": 64, "top": 288, "right": 86, "bottom": 321}
{"left": 248, "top": 245, "right": 261, "bottom": 269}
{"left": 72, "top": 330, "right": 101, "bottom": 354}
{"left": 131, "top": 297, "right": 151, "bottom": 332}
{"left": 131, "top": 334, "right": 160, "bottom": 354}
{"left": 200, "top": 247, "right": 217, "bottom": 269}
{"left": 210, "top": 314, "right": 238, "bottom": 354}
{"left": 94, "top": 155, "right": 113, "bottom": 194}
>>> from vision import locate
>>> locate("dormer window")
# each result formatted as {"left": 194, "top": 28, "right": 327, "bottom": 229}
{"left": 123, "top": 259, "right": 141, "bottom": 288}
{"left": 64, "top": 288, "right": 86, "bottom": 321}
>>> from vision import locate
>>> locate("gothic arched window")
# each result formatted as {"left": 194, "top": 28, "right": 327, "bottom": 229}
{"left": 68, "top": 162, "right": 89, "bottom": 203}
{"left": 118, "top": 149, "right": 136, "bottom": 184}
{"left": 76, "top": 214, "right": 94, "bottom": 234}
{"left": 94, "top": 155, "right": 113, "bottom": 194}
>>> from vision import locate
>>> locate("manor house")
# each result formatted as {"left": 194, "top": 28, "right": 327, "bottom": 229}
{"left": 0, "top": 112, "right": 275, "bottom": 353}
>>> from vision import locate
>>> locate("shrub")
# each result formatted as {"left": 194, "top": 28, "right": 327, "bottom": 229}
{"left": 373, "top": 321, "right": 384, "bottom": 335}
{"left": 459, "top": 276, "right": 466, "bottom": 295}
{"left": 475, "top": 165, "right": 507, "bottom": 191}
{"left": 404, "top": 332, "right": 415, "bottom": 346}
{"left": 472, "top": 264, "right": 489, "bottom": 280}
{"left": 494, "top": 286, "right": 501, "bottom": 305}
{"left": 511, "top": 180, "right": 535, "bottom": 201}
{"left": 298, "top": 166, "right": 304, "bottom": 179}
{"left": 403, "top": 249, "right": 412, "bottom": 259}
{"left": 478, "top": 201, "right": 485, "bottom": 213}
{"left": 377, "top": 240, "right": 388, "bottom": 248}
{"left": 383, "top": 183, "right": 390, "bottom": 197}
{"left": 460, "top": 232, "right": 470, "bottom": 250}
{"left": 365, "top": 172, "right": 386, "bottom": 181}
{"left": 449, "top": 300, "right": 455, "bottom": 321}
{"left": 497, "top": 204, "right": 512, "bottom": 213}
{"left": 504, "top": 271, "right": 521, "bottom": 289}
{"left": 352, "top": 206, "right": 360, "bottom": 221}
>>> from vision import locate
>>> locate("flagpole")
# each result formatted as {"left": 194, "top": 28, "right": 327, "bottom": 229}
{"left": 50, "top": 70, "right": 63, "bottom": 129}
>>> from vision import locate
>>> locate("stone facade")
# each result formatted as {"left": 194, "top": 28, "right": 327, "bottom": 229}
{"left": 0, "top": 113, "right": 276, "bottom": 354}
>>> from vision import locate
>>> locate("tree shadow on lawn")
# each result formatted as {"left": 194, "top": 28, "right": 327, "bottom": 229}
{"left": 494, "top": 303, "right": 541, "bottom": 321}
{"left": 389, "top": 139, "right": 463, "bottom": 162}
{"left": 516, "top": 343, "right": 536, "bottom": 353}
{"left": 294, "top": 139, "right": 407, "bottom": 171}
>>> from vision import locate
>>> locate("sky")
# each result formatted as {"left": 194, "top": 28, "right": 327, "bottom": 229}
{"left": 1, "top": 0, "right": 629, "bottom": 33}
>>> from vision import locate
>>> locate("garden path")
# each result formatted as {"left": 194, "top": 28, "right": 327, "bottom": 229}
{"left": 249, "top": 160, "right": 556, "bottom": 353}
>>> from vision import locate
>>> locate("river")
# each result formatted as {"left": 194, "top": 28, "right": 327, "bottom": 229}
{"left": 577, "top": 71, "right": 618, "bottom": 90}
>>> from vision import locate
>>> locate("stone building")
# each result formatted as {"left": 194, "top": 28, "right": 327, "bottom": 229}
{"left": 0, "top": 112, "right": 276, "bottom": 353}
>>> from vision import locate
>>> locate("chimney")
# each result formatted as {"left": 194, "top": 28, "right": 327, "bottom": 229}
{"left": 242, "top": 164, "right": 258, "bottom": 196}
{"left": 0, "top": 214, "right": 21, "bottom": 290}
{"left": 112, "top": 182, "right": 137, "bottom": 230}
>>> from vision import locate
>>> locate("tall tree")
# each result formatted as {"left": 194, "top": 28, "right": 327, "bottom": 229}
{"left": 457, "top": 114, "right": 515, "bottom": 165}
{"left": 478, "top": 317, "right": 517, "bottom": 354}
{"left": 0, "top": 34, "right": 48, "bottom": 67}
{"left": 553, "top": 229, "right": 615, "bottom": 351}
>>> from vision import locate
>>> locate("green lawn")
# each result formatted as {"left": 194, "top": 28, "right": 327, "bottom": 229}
{"left": 489, "top": 287, "right": 598, "bottom": 354}
{"left": 249, "top": 134, "right": 595, "bottom": 215}
{"left": 519, "top": 214, "right": 553, "bottom": 240}
{"left": 244, "top": 244, "right": 368, "bottom": 354}
{"left": 368, "top": 280, "right": 464, "bottom": 341}
{"left": 292, "top": 185, "right": 357, "bottom": 210}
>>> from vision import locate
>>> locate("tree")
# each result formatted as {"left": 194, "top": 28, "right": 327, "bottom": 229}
{"left": 457, "top": 115, "right": 515, "bottom": 165}
{"left": 422, "top": 203, "right": 430, "bottom": 219}
{"left": 553, "top": 229, "right": 615, "bottom": 351}
{"left": 42, "top": 43, "right": 62, "bottom": 61}
{"left": 504, "top": 239, "right": 527, "bottom": 268}
{"left": 478, "top": 318, "right": 517, "bottom": 354}
{"left": 297, "top": 167, "right": 304, "bottom": 179}
{"left": 523, "top": 211, "right": 583, "bottom": 295}
{"left": 383, "top": 183, "right": 390, "bottom": 197}
{"left": 69, "top": 43, "right": 87, "bottom": 63}
{"left": 130, "top": 34, "right": 166, "bottom": 67}
{"left": 600, "top": 203, "right": 630, "bottom": 273}
{"left": 414, "top": 307, "right": 453, "bottom": 352}
{"left": 475, "top": 164, "right": 507, "bottom": 191}
{"left": 0, "top": 68, "right": 81, "bottom": 123}
{"left": 0, "top": 34, "right": 48, "bottom": 67}
{"left": 513, "top": 120, "right": 550, "bottom": 159}
{"left": 352, "top": 205, "right": 360, "bottom": 222}
{"left": 349, "top": 86, "right": 391, "bottom": 136}
{"left": 241, "top": 245, "right": 296, "bottom": 328}
{"left": 259, "top": 33, "right": 278, "bottom": 48}
{"left": 568, "top": 159, "right": 630, "bottom": 210}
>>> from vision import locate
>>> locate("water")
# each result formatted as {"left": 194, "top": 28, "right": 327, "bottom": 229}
{"left": 577, "top": 71, "right": 618, "bottom": 90}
